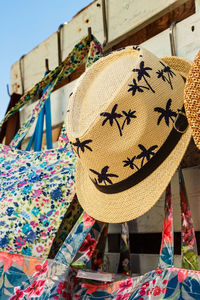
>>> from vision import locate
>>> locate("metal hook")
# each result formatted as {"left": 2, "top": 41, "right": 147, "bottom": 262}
{"left": 6, "top": 84, "right": 10, "bottom": 97}
{"left": 102, "top": 0, "right": 108, "bottom": 47}
{"left": 169, "top": 22, "right": 176, "bottom": 56}
{"left": 57, "top": 23, "right": 64, "bottom": 65}
{"left": 88, "top": 27, "right": 92, "bottom": 42}
{"left": 19, "top": 54, "right": 25, "bottom": 95}
{"left": 45, "top": 58, "right": 49, "bottom": 73}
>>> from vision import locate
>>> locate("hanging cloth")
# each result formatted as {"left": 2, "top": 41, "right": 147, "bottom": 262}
{"left": 0, "top": 211, "right": 102, "bottom": 299}
{"left": 24, "top": 74, "right": 53, "bottom": 151}
{"left": 70, "top": 170, "right": 200, "bottom": 299}
{"left": 0, "top": 36, "right": 102, "bottom": 258}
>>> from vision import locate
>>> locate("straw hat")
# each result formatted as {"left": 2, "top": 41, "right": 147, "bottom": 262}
{"left": 66, "top": 46, "right": 191, "bottom": 223}
{"left": 184, "top": 51, "right": 200, "bottom": 149}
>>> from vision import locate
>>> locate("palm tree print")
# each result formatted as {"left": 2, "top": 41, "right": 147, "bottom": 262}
{"left": 132, "top": 61, "right": 155, "bottom": 93}
{"left": 137, "top": 144, "right": 158, "bottom": 167}
{"left": 133, "top": 45, "right": 140, "bottom": 51}
{"left": 154, "top": 98, "right": 177, "bottom": 126}
{"left": 100, "top": 105, "right": 137, "bottom": 136}
{"left": 122, "top": 109, "right": 137, "bottom": 130}
{"left": 90, "top": 166, "right": 119, "bottom": 185}
{"left": 72, "top": 138, "right": 93, "bottom": 157}
{"left": 128, "top": 79, "right": 149, "bottom": 96}
{"left": 100, "top": 104, "right": 123, "bottom": 136}
{"left": 156, "top": 69, "right": 166, "bottom": 82}
{"left": 156, "top": 61, "right": 176, "bottom": 89}
{"left": 123, "top": 156, "right": 139, "bottom": 170}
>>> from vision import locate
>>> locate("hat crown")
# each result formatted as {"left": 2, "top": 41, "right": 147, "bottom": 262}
{"left": 67, "top": 46, "right": 185, "bottom": 185}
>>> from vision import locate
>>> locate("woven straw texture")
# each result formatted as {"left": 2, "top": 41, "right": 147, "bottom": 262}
{"left": 184, "top": 51, "right": 200, "bottom": 149}
{"left": 66, "top": 46, "right": 191, "bottom": 223}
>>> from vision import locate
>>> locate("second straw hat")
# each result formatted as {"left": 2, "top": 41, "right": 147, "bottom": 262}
{"left": 184, "top": 51, "right": 200, "bottom": 149}
{"left": 66, "top": 46, "right": 191, "bottom": 223}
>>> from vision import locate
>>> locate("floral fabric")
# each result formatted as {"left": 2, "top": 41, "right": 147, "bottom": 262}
{"left": 75, "top": 267, "right": 200, "bottom": 299}
{"left": 0, "top": 36, "right": 102, "bottom": 257}
{"left": 48, "top": 194, "right": 83, "bottom": 259}
{"left": 55, "top": 212, "right": 96, "bottom": 265}
{"left": 179, "top": 168, "right": 199, "bottom": 270}
{"left": 118, "top": 222, "right": 131, "bottom": 275}
{"left": 0, "top": 37, "right": 102, "bottom": 131}
{"left": 158, "top": 183, "right": 174, "bottom": 269}
{"left": 72, "top": 171, "right": 200, "bottom": 299}
{"left": 0, "top": 140, "right": 76, "bottom": 257}
{"left": 91, "top": 223, "right": 109, "bottom": 271}
{"left": 0, "top": 212, "right": 96, "bottom": 299}
{"left": 71, "top": 220, "right": 106, "bottom": 269}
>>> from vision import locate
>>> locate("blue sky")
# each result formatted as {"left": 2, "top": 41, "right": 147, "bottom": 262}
{"left": 0, "top": 0, "right": 92, "bottom": 121}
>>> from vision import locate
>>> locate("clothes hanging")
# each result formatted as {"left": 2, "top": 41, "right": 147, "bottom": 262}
{"left": 0, "top": 211, "right": 98, "bottom": 299}
{"left": 0, "top": 37, "right": 102, "bottom": 257}
{"left": 69, "top": 170, "right": 200, "bottom": 299}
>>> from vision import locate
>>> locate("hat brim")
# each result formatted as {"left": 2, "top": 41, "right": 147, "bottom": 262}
{"left": 76, "top": 126, "right": 191, "bottom": 223}
{"left": 75, "top": 56, "right": 192, "bottom": 223}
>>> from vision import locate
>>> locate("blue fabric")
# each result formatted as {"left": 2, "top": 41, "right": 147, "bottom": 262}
{"left": 44, "top": 96, "right": 53, "bottom": 149}
{"left": 25, "top": 76, "right": 53, "bottom": 151}
{"left": 34, "top": 102, "right": 45, "bottom": 151}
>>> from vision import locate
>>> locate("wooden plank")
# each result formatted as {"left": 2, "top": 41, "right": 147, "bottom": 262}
{"left": 20, "top": 12, "right": 200, "bottom": 140}
{"left": 141, "top": 12, "right": 200, "bottom": 60}
{"left": 195, "top": 0, "right": 200, "bottom": 11}
{"left": 10, "top": 0, "right": 190, "bottom": 94}
{"left": 112, "top": 0, "right": 195, "bottom": 50}
{"left": 104, "top": 0, "right": 193, "bottom": 50}
{"left": 11, "top": 33, "right": 57, "bottom": 95}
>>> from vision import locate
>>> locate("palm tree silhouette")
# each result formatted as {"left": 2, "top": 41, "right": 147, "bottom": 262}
{"left": 90, "top": 166, "right": 119, "bottom": 185}
{"left": 156, "top": 69, "right": 166, "bottom": 82}
{"left": 137, "top": 144, "right": 158, "bottom": 167}
{"left": 132, "top": 61, "right": 155, "bottom": 93}
{"left": 128, "top": 79, "right": 149, "bottom": 96}
{"left": 133, "top": 45, "right": 140, "bottom": 51}
{"left": 100, "top": 104, "right": 123, "bottom": 136}
{"left": 123, "top": 156, "right": 139, "bottom": 170}
{"left": 72, "top": 138, "right": 93, "bottom": 157}
{"left": 154, "top": 98, "right": 177, "bottom": 126}
{"left": 122, "top": 109, "right": 137, "bottom": 130}
{"left": 157, "top": 61, "right": 176, "bottom": 89}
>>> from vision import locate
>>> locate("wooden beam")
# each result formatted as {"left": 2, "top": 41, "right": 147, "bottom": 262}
{"left": 11, "top": 0, "right": 192, "bottom": 94}
{"left": 112, "top": 0, "right": 195, "bottom": 50}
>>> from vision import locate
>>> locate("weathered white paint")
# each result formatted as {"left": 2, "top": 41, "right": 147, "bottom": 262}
{"left": 11, "top": 0, "right": 190, "bottom": 94}
{"left": 20, "top": 11, "right": 200, "bottom": 136}
{"left": 142, "top": 13, "right": 200, "bottom": 61}
{"left": 195, "top": 0, "right": 200, "bottom": 11}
